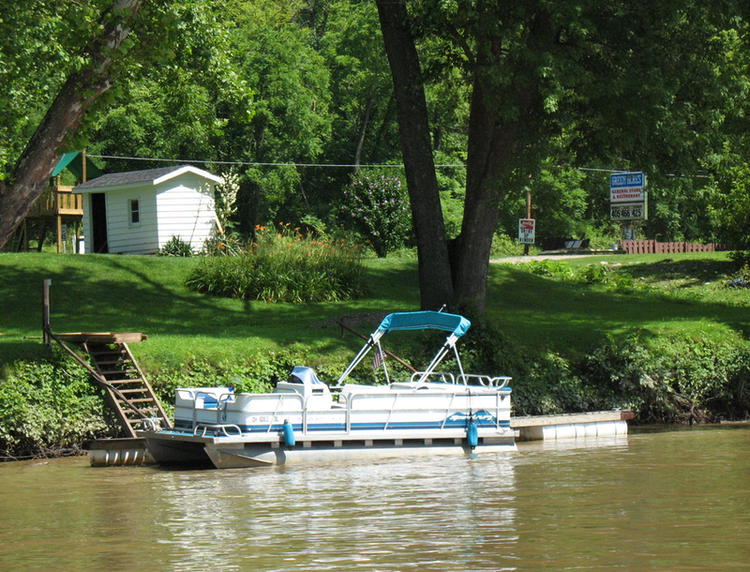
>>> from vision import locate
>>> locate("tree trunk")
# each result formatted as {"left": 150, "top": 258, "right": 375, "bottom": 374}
{"left": 454, "top": 71, "right": 517, "bottom": 314}
{"left": 453, "top": 9, "right": 553, "bottom": 315}
{"left": 375, "top": 0, "right": 454, "bottom": 311}
{"left": 0, "top": 0, "right": 143, "bottom": 250}
{"left": 353, "top": 99, "right": 373, "bottom": 168}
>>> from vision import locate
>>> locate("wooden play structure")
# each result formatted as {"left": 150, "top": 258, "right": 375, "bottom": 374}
{"left": 17, "top": 151, "right": 101, "bottom": 253}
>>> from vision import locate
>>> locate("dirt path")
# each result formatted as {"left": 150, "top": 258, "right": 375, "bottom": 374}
{"left": 490, "top": 254, "right": 600, "bottom": 264}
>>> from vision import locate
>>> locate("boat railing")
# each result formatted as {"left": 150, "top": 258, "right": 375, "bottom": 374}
{"left": 179, "top": 390, "right": 235, "bottom": 427}
{"left": 193, "top": 423, "right": 242, "bottom": 437}
{"left": 457, "top": 374, "right": 511, "bottom": 388}
{"left": 409, "top": 371, "right": 456, "bottom": 384}
{"left": 179, "top": 386, "right": 508, "bottom": 434}
{"left": 344, "top": 389, "right": 506, "bottom": 431}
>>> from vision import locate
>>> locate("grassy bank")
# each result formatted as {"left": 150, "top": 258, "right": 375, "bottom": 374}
{"left": 0, "top": 253, "right": 419, "bottom": 371}
{"left": 1, "top": 251, "right": 748, "bottom": 367}
{"left": 488, "top": 252, "right": 750, "bottom": 356}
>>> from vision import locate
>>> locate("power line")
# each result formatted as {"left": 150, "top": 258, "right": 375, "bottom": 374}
{"left": 88, "top": 154, "right": 462, "bottom": 169}
{"left": 88, "top": 153, "right": 710, "bottom": 178}
{"left": 89, "top": 153, "right": 631, "bottom": 172}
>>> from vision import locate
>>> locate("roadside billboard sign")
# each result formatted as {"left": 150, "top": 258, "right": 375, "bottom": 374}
{"left": 518, "top": 218, "right": 535, "bottom": 244}
{"left": 610, "top": 172, "right": 645, "bottom": 203}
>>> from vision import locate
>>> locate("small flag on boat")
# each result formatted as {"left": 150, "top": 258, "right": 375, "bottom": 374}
{"left": 372, "top": 346, "right": 385, "bottom": 369}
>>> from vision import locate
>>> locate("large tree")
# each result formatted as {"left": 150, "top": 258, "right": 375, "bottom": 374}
{"left": 376, "top": 0, "right": 742, "bottom": 316}
{"left": 0, "top": 0, "right": 145, "bottom": 250}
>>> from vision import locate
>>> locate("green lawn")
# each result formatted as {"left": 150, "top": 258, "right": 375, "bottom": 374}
{"left": 489, "top": 252, "right": 749, "bottom": 354}
{"left": 1, "top": 251, "right": 748, "bottom": 371}
{"left": 0, "top": 253, "right": 420, "bottom": 370}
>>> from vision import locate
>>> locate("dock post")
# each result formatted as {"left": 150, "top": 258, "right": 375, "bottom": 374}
{"left": 42, "top": 279, "right": 52, "bottom": 347}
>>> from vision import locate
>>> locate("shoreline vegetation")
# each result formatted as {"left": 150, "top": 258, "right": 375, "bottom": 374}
{"left": 1, "top": 251, "right": 749, "bottom": 460}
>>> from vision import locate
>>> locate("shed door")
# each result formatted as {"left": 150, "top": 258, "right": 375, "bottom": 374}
{"left": 91, "top": 193, "right": 108, "bottom": 253}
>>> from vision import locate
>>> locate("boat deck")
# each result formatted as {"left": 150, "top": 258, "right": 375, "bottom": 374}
{"left": 87, "top": 409, "right": 634, "bottom": 466}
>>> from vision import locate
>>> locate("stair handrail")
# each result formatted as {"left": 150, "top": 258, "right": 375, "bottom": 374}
{"left": 121, "top": 341, "right": 172, "bottom": 428}
{"left": 46, "top": 328, "right": 152, "bottom": 423}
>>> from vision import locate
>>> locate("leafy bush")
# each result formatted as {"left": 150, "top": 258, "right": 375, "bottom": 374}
{"left": 525, "top": 259, "right": 575, "bottom": 279}
{"left": 339, "top": 169, "right": 411, "bottom": 257}
{"left": 186, "top": 224, "right": 366, "bottom": 302}
{"left": 490, "top": 232, "right": 529, "bottom": 257}
{"left": 201, "top": 232, "right": 247, "bottom": 256}
{"left": 160, "top": 235, "right": 194, "bottom": 257}
{"left": 524, "top": 259, "right": 635, "bottom": 290}
{"left": 0, "top": 355, "right": 111, "bottom": 458}
{"left": 438, "top": 320, "right": 750, "bottom": 422}
{"left": 579, "top": 333, "right": 750, "bottom": 423}
{"left": 729, "top": 250, "right": 750, "bottom": 268}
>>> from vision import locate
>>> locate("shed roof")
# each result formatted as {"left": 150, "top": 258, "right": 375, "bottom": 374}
{"left": 74, "top": 165, "right": 222, "bottom": 193}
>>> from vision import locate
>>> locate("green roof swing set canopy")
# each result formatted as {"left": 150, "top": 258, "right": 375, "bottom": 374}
{"left": 51, "top": 151, "right": 103, "bottom": 181}
{"left": 336, "top": 311, "right": 473, "bottom": 385}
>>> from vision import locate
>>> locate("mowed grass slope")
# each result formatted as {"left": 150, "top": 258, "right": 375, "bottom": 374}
{"left": 488, "top": 253, "right": 750, "bottom": 355}
{"left": 1, "top": 251, "right": 748, "bottom": 371}
{"left": 0, "top": 253, "right": 419, "bottom": 370}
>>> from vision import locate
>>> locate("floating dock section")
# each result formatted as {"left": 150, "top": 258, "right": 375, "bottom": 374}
{"left": 512, "top": 410, "right": 634, "bottom": 441}
{"left": 85, "top": 409, "right": 634, "bottom": 466}
{"left": 85, "top": 438, "right": 154, "bottom": 467}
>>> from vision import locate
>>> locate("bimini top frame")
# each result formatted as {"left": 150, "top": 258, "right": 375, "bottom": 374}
{"left": 336, "top": 311, "right": 472, "bottom": 385}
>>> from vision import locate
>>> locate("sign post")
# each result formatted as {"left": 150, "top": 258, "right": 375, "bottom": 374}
{"left": 518, "top": 218, "right": 536, "bottom": 245}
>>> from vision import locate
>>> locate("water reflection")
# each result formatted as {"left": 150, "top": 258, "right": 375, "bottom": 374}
{"left": 2, "top": 427, "right": 750, "bottom": 570}
{"left": 154, "top": 454, "right": 517, "bottom": 571}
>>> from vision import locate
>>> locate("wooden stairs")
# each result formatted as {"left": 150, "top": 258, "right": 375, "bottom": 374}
{"left": 53, "top": 332, "right": 172, "bottom": 438}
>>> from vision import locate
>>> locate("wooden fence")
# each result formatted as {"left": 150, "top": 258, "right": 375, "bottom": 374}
{"left": 621, "top": 240, "right": 721, "bottom": 254}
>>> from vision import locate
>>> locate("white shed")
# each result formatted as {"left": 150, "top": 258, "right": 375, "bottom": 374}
{"left": 74, "top": 165, "right": 222, "bottom": 254}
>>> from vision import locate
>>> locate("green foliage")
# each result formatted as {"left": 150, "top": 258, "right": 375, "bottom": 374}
{"left": 489, "top": 233, "right": 528, "bottom": 257}
{"left": 0, "top": 355, "right": 110, "bottom": 458}
{"left": 201, "top": 232, "right": 247, "bottom": 256}
{"left": 523, "top": 259, "right": 634, "bottom": 290}
{"left": 186, "top": 224, "right": 366, "bottom": 302}
{"left": 439, "top": 320, "right": 750, "bottom": 422}
{"left": 86, "top": 0, "right": 255, "bottom": 171}
{"left": 0, "top": 0, "right": 105, "bottom": 177}
{"left": 339, "top": 169, "right": 412, "bottom": 257}
{"left": 726, "top": 263, "right": 750, "bottom": 289}
{"left": 159, "top": 236, "right": 194, "bottom": 257}
{"left": 729, "top": 251, "right": 750, "bottom": 269}
{"left": 525, "top": 259, "right": 576, "bottom": 280}
{"left": 580, "top": 333, "right": 750, "bottom": 423}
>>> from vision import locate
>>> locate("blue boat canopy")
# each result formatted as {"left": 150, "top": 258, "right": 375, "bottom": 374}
{"left": 376, "top": 311, "right": 471, "bottom": 338}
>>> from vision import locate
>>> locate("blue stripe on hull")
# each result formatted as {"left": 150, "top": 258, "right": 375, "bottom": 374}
{"left": 174, "top": 418, "right": 511, "bottom": 434}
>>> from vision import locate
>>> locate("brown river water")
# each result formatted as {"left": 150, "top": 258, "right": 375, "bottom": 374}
{"left": 1, "top": 425, "right": 749, "bottom": 571}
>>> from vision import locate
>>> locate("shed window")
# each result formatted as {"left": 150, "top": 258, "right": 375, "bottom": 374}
{"left": 129, "top": 199, "right": 140, "bottom": 224}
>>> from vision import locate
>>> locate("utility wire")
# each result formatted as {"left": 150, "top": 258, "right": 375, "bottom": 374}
{"left": 88, "top": 153, "right": 710, "bottom": 178}
{"left": 88, "top": 154, "right": 461, "bottom": 169}
{"left": 89, "top": 153, "right": 630, "bottom": 173}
